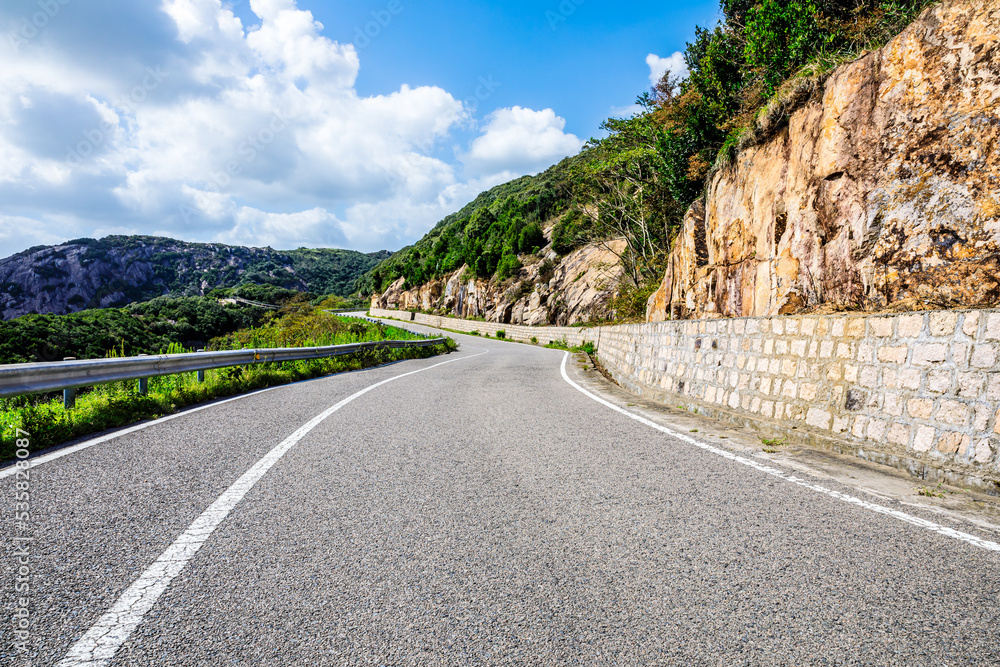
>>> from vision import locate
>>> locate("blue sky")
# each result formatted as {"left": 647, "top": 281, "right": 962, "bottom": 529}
{"left": 0, "top": 0, "right": 721, "bottom": 257}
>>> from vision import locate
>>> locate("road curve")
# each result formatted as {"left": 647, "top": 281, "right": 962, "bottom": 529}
{"left": 3, "top": 324, "right": 1000, "bottom": 665}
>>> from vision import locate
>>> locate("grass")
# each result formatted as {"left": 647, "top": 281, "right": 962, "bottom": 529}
{"left": 0, "top": 305, "right": 456, "bottom": 461}
{"left": 544, "top": 339, "right": 596, "bottom": 355}
{"left": 761, "top": 436, "right": 787, "bottom": 453}
{"left": 916, "top": 483, "right": 947, "bottom": 498}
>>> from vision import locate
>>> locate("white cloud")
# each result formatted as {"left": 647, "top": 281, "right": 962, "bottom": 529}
{"left": 0, "top": 0, "right": 585, "bottom": 260}
{"left": 646, "top": 51, "right": 688, "bottom": 88}
{"left": 461, "top": 106, "right": 583, "bottom": 180}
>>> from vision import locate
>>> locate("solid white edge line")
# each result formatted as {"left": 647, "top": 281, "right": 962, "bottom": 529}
{"left": 56, "top": 349, "right": 488, "bottom": 667}
{"left": 0, "top": 386, "right": 281, "bottom": 480}
{"left": 559, "top": 351, "right": 1000, "bottom": 553}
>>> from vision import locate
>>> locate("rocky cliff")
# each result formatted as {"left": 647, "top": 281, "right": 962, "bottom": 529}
{"left": 648, "top": 0, "right": 1000, "bottom": 321}
{"left": 0, "top": 236, "right": 388, "bottom": 320}
{"left": 372, "top": 234, "right": 626, "bottom": 326}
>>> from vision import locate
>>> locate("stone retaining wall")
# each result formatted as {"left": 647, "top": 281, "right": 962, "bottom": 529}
{"left": 371, "top": 307, "right": 1000, "bottom": 493}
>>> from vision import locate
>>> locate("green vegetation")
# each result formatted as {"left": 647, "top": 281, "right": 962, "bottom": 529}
{"left": 0, "top": 296, "right": 276, "bottom": 365}
{"left": 358, "top": 0, "right": 932, "bottom": 322}
{"left": 355, "top": 159, "right": 580, "bottom": 296}
{"left": 544, "top": 339, "right": 596, "bottom": 355}
{"left": 0, "top": 300, "right": 455, "bottom": 459}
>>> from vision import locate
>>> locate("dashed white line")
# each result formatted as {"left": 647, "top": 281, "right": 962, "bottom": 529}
{"left": 559, "top": 352, "right": 1000, "bottom": 553}
{"left": 56, "top": 349, "right": 487, "bottom": 667}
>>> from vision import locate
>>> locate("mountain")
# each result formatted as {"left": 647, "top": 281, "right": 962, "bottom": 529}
{"left": 362, "top": 156, "right": 634, "bottom": 326}
{"left": 0, "top": 236, "right": 390, "bottom": 320}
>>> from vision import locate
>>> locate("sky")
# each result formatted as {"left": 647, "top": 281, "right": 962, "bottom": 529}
{"left": 0, "top": 0, "right": 721, "bottom": 258}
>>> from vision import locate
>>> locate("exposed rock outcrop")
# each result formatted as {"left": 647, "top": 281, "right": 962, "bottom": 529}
{"left": 649, "top": 0, "right": 1000, "bottom": 321}
{"left": 372, "top": 239, "right": 626, "bottom": 326}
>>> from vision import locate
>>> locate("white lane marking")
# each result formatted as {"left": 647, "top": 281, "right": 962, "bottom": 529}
{"left": 0, "top": 387, "right": 283, "bottom": 480}
{"left": 559, "top": 352, "right": 1000, "bottom": 553}
{"left": 57, "top": 349, "right": 488, "bottom": 667}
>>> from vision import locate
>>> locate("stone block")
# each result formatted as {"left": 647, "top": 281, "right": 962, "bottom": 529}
{"left": 912, "top": 343, "right": 949, "bottom": 366}
{"left": 831, "top": 319, "right": 846, "bottom": 337}
{"left": 800, "top": 383, "right": 818, "bottom": 401}
{"left": 962, "top": 311, "right": 980, "bottom": 337}
{"left": 769, "top": 359, "right": 781, "bottom": 374}
{"left": 884, "top": 393, "right": 903, "bottom": 417}
{"left": 986, "top": 313, "right": 1000, "bottom": 340}
{"left": 817, "top": 319, "right": 830, "bottom": 336}
{"left": 764, "top": 339, "right": 774, "bottom": 355}
{"left": 857, "top": 341, "right": 875, "bottom": 363}
{"left": 859, "top": 366, "right": 879, "bottom": 388}
{"left": 929, "top": 312, "right": 959, "bottom": 338}
{"left": 927, "top": 369, "right": 952, "bottom": 393}
{"left": 808, "top": 341, "right": 818, "bottom": 358}
{"left": 806, "top": 408, "right": 832, "bottom": 429}
{"left": 937, "top": 399, "right": 970, "bottom": 427}
{"left": 833, "top": 416, "right": 850, "bottom": 433}
{"left": 786, "top": 320, "right": 799, "bottom": 335}
{"left": 888, "top": 424, "right": 911, "bottom": 447}
{"left": 760, "top": 377, "right": 772, "bottom": 395}
{"left": 899, "top": 368, "right": 921, "bottom": 390}
{"left": 847, "top": 318, "right": 865, "bottom": 337}
{"left": 751, "top": 396, "right": 761, "bottom": 413}
{"left": 975, "top": 406, "right": 991, "bottom": 432}
{"left": 775, "top": 340, "right": 789, "bottom": 355}
{"left": 791, "top": 339, "right": 807, "bottom": 357}
{"left": 898, "top": 314, "right": 924, "bottom": 338}
{"left": 826, "top": 363, "right": 843, "bottom": 381}
{"left": 853, "top": 416, "right": 868, "bottom": 438}
{"left": 907, "top": 398, "right": 934, "bottom": 420}
{"left": 971, "top": 345, "right": 997, "bottom": 369}
{"left": 883, "top": 368, "right": 898, "bottom": 388}
{"left": 867, "top": 419, "right": 888, "bottom": 440}
{"left": 837, "top": 343, "right": 853, "bottom": 359}
{"left": 773, "top": 320, "right": 784, "bottom": 335}
{"left": 845, "top": 389, "right": 866, "bottom": 411}
{"left": 957, "top": 372, "right": 984, "bottom": 399}
{"left": 844, "top": 364, "right": 859, "bottom": 383}
{"left": 975, "top": 439, "right": 993, "bottom": 464}
{"left": 877, "top": 345, "right": 908, "bottom": 364}
{"left": 761, "top": 400, "right": 774, "bottom": 418}
{"left": 801, "top": 319, "right": 816, "bottom": 336}
{"left": 870, "top": 317, "right": 894, "bottom": 337}
{"left": 913, "top": 426, "right": 937, "bottom": 452}
{"left": 781, "top": 359, "right": 797, "bottom": 376}
{"left": 781, "top": 381, "right": 797, "bottom": 398}
{"left": 820, "top": 340, "right": 834, "bottom": 358}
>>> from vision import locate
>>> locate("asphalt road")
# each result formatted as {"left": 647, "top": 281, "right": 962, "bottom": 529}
{"left": 3, "top": 323, "right": 1000, "bottom": 666}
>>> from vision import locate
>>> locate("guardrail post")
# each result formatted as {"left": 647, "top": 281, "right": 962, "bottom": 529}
{"left": 62, "top": 357, "right": 77, "bottom": 409}
{"left": 138, "top": 354, "right": 149, "bottom": 395}
{"left": 196, "top": 349, "right": 205, "bottom": 382}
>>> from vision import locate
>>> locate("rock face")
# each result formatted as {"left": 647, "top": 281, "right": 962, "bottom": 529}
{"left": 0, "top": 236, "right": 386, "bottom": 320}
{"left": 372, "top": 240, "right": 626, "bottom": 326}
{"left": 648, "top": 0, "right": 1000, "bottom": 321}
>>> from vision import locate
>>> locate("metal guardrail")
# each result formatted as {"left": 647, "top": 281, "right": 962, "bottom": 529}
{"left": 0, "top": 338, "right": 446, "bottom": 404}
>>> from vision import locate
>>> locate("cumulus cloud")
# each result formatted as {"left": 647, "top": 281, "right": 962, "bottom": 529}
{"left": 461, "top": 106, "right": 583, "bottom": 181}
{"left": 646, "top": 51, "right": 688, "bottom": 88}
{"left": 0, "top": 0, "right": 583, "bottom": 258}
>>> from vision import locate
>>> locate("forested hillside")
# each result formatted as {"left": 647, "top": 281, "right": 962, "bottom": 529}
{"left": 361, "top": 0, "right": 938, "bottom": 320}
{"left": 0, "top": 236, "right": 389, "bottom": 320}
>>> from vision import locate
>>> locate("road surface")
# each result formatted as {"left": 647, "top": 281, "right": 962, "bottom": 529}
{"left": 3, "top": 322, "right": 1000, "bottom": 665}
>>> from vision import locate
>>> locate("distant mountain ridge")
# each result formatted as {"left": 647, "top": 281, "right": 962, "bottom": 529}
{"left": 0, "top": 235, "right": 390, "bottom": 320}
